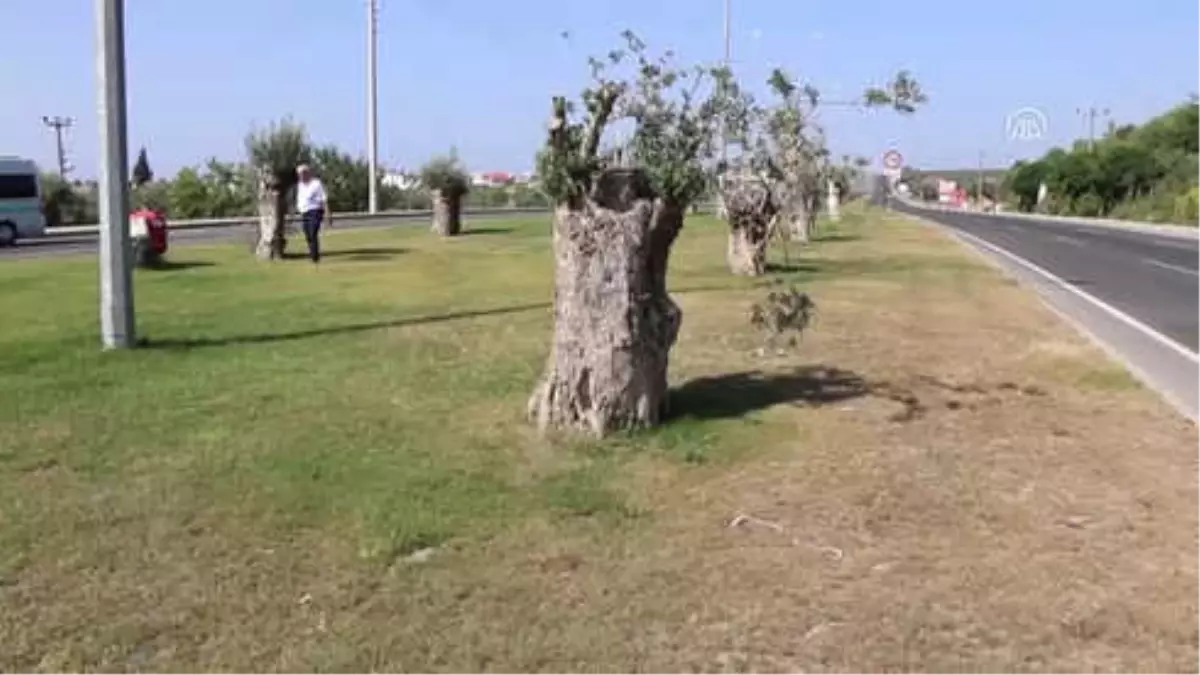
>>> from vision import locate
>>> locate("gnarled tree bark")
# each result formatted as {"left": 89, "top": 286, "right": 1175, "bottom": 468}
{"left": 431, "top": 190, "right": 463, "bottom": 236}
{"left": 253, "top": 167, "right": 288, "bottom": 260}
{"left": 785, "top": 195, "right": 811, "bottom": 243}
{"left": 722, "top": 176, "right": 777, "bottom": 276}
{"left": 527, "top": 168, "right": 683, "bottom": 437}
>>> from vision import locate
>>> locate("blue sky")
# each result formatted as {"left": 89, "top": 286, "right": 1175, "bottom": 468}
{"left": 3, "top": 0, "right": 1196, "bottom": 178}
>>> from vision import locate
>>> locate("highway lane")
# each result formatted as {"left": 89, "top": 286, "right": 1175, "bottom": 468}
{"left": 890, "top": 200, "right": 1199, "bottom": 353}
{"left": 0, "top": 210, "right": 549, "bottom": 261}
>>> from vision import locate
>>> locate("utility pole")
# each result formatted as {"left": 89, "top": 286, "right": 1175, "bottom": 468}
{"left": 95, "top": 0, "right": 135, "bottom": 349}
{"left": 366, "top": 0, "right": 380, "bottom": 213}
{"left": 719, "top": 0, "right": 731, "bottom": 165}
{"left": 976, "top": 150, "right": 989, "bottom": 210}
{"left": 41, "top": 115, "right": 75, "bottom": 177}
{"left": 1076, "top": 106, "right": 1110, "bottom": 151}
{"left": 723, "top": 0, "right": 731, "bottom": 70}
{"left": 714, "top": 0, "right": 732, "bottom": 219}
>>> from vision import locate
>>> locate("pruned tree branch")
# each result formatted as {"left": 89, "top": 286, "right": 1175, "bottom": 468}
{"left": 580, "top": 83, "right": 623, "bottom": 162}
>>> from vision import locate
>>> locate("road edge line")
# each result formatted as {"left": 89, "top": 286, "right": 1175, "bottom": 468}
{"left": 899, "top": 209, "right": 1199, "bottom": 364}
{"left": 902, "top": 210, "right": 1200, "bottom": 420}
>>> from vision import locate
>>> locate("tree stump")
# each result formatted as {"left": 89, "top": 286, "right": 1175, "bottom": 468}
{"left": 253, "top": 168, "right": 288, "bottom": 260}
{"left": 722, "top": 177, "right": 777, "bottom": 276}
{"left": 527, "top": 168, "right": 684, "bottom": 437}
{"left": 431, "top": 190, "right": 462, "bottom": 236}
{"left": 786, "top": 202, "right": 810, "bottom": 244}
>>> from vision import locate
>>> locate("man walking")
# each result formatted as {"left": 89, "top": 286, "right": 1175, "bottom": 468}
{"left": 295, "top": 164, "right": 331, "bottom": 263}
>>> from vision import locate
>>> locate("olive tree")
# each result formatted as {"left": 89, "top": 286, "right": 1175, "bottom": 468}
{"left": 720, "top": 69, "right": 823, "bottom": 275}
{"left": 420, "top": 152, "right": 470, "bottom": 236}
{"left": 722, "top": 68, "right": 926, "bottom": 275}
{"left": 246, "top": 119, "right": 312, "bottom": 259}
{"left": 527, "top": 31, "right": 742, "bottom": 437}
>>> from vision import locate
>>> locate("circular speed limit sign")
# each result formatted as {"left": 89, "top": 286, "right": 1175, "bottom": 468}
{"left": 882, "top": 149, "right": 903, "bottom": 170}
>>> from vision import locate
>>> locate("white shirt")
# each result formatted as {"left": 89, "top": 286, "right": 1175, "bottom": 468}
{"left": 296, "top": 178, "right": 327, "bottom": 214}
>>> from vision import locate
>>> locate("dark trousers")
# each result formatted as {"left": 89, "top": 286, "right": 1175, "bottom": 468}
{"left": 301, "top": 209, "right": 324, "bottom": 262}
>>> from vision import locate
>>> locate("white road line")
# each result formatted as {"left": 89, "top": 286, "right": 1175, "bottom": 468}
{"left": 1144, "top": 257, "right": 1199, "bottom": 277}
{"left": 945, "top": 227, "right": 1200, "bottom": 362}
{"left": 1053, "top": 234, "right": 1085, "bottom": 247}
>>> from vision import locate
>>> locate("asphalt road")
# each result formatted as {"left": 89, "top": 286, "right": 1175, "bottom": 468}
{"left": 0, "top": 209, "right": 549, "bottom": 261}
{"left": 884, "top": 192, "right": 1198, "bottom": 420}
{"left": 889, "top": 200, "right": 1199, "bottom": 353}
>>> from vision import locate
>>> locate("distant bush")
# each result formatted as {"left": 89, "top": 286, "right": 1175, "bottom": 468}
{"left": 1175, "top": 185, "right": 1199, "bottom": 224}
{"left": 41, "top": 174, "right": 98, "bottom": 226}
{"left": 419, "top": 154, "right": 470, "bottom": 199}
{"left": 1004, "top": 99, "right": 1198, "bottom": 224}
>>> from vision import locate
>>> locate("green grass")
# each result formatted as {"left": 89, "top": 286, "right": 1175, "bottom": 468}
{"left": 2, "top": 220, "right": 586, "bottom": 566}
{"left": 0, "top": 209, "right": 1011, "bottom": 583}
{"left": 0, "top": 214, "right": 807, "bottom": 575}
{"left": 0, "top": 215, "right": 774, "bottom": 577}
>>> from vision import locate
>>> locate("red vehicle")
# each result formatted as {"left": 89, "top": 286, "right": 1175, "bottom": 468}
{"left": 130, "top": 208, "right": 168, "bottom": 265}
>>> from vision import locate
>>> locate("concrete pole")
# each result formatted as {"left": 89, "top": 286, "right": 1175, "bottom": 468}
{"left": 366, "top": 0, "right": 380, "bottom": 213}
{"left": 95, "top": 0, "right": 134, "bottom": 349}
{"left": 715, "top": 0, "right": 731, "bottom": 220}
{"left": 719, "top": 0, "right": 731, "bottom": 164}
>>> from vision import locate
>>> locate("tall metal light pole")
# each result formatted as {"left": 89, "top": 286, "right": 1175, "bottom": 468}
{"left": 366, "top": 0, "right": 380, "bottom": 213}
{"left": 723, "top": 0, "right": 732, "bottom": 66}
{"left": 95, "top": 0, "right": 135, "bottom": 349}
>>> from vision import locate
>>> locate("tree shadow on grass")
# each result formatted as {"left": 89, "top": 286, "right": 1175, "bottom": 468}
{"left": 141, "top": 302, "right": 548, "bottom": 351}
{"left": 280, "top": 246, "right": 407, "bottom": 262}
{"left": 142, "top": 260, "right": 215, "bottom": 271}
{"left": 324, "top": 246, "right": 407, "bottom": 262}
{"left": 669, "top": 365, "right": 869, "bottom": 420}
{"left": 764, "top": 262, "right": 820, "bottom": 274}
{"left": 764, "top": 254, "right": 962, "bottom": 279}
{"left": 812, "top": 232, "right": 861, "bottom": 243}
{"left": 459, "top": 226, "right": 516, "bottom": 236}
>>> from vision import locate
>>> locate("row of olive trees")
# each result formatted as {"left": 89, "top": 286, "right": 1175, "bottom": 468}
{"left": 719, "top": 69, "right": 924, "bottom": 276}
{"left": 42, "top": 139, "right": 550, "bottom": 229}
{"left": 520, "top": 30, "right": 921, "bottom": 437}
{"left": 242, "top": 121, "right": 497, "bottom": 257}
{"left": 523, "top": 31, "right": 924, "bottom": 438}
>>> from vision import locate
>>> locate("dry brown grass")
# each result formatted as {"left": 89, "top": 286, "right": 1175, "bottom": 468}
{"left": 1, "top": 208, "right": 1195, "bottom": 672}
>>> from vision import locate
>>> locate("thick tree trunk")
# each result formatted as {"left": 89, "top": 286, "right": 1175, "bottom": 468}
{"left": 722, "top": 178, "right": 776, "bottom": 277}
{"left": 727, "top": 226, "right": 766, "bottom": 275}
{"left": 787, "top": 204, "right": 810, "bottom": 243}
{"left": 431, "top": 191, "right": 462, "bottom": 236}
{"left": 527, "top": 168, "right": 683, "bottom": 438}
{"left": 783, "top": 188, "right": 820, "bottom": 244}
{"left": 254, "top": 171, "right": 288, "bottom": 260}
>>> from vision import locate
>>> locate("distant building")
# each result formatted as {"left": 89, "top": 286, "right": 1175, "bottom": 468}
{"left": 382, "top": 169, "right": 536, "bottom": 191}
{"left": 471, "top": 171, "right": 516, "bottom": 188}
{"left": 936, "top": 179, "right": 957, "bottom": 204}
{"left": 382, "top": 172, "right": 419, "bottom": 190}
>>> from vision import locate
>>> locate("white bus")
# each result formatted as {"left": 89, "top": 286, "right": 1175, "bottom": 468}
{"left": 0, "top": 157, "right": 46, "bottom": 246}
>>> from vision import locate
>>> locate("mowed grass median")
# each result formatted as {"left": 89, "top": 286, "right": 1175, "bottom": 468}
{"left": 1, "top": 207, "right": 1195, "bottom": 672}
